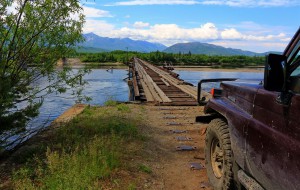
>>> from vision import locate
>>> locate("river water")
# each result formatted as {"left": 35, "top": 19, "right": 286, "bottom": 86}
{"left": 31, "top": 69, "right": 130, "bottom": 125}
{"left": 32, "top": 68, "right": 263, "bottom": 129}
{"left": 2, "top": 69, "right": 130, "bottom": 148}
{"left": 2, "top": 68, "right": 264, "bottom": 148}
{"left": 175, "top": 70, "right": 264, "bottom": 91}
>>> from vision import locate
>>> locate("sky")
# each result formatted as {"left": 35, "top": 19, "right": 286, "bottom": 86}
{"left": 78, "top": 1, "right": 297, "bottom": 52}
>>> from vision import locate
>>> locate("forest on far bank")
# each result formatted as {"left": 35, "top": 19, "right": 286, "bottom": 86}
{"left": 74, "top": 50, "right": 266, "bottom": 68}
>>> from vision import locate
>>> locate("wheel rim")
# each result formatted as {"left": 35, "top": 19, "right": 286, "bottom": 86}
{"left": 210, "top": 137, "right": 224, "bottom": 179}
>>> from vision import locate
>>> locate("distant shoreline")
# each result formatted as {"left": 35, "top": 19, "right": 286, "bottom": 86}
{"left": 174, "top": 66, "right": 264, "bottom": 72}
{"left": 62, "top": 58, "right": 264, "bottom": 72}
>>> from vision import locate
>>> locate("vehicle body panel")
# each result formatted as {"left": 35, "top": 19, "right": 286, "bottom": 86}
{"left": 204, "top": 82, "right": 300, "bottom": 189}
{"left": 205, "top": 81, "right": 260, "bottom": 170}
{"left": 246, "top": 88, "right": 300, "bottom": 189}
{"left": 201, "top": 27, "right": 300, "bottom": 189}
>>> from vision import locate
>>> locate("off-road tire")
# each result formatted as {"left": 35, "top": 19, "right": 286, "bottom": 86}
{"left": 205, "top": 118, "right": 233, "bottom": 190}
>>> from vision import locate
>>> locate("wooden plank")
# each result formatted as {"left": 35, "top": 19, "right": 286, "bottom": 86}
{"left": 169, "top": 97, "right": 198, "bottom": 102}
{"left": 132, "top": 76, "right": 139, "bottom": 97}
{"left": 133, "top": 57, "right": 200, "bottom": 106}
{"left": 132, "top": 64, "right": 140, "bottom": 97}
{"left": 161, "top": 78, "right": 170, "bottom": 86}
{"left": 137, "top": 68, "right": 155, "bottom": 101}
{"left": 135, "top": 60, "right": 161, "bottom": 102}
{"left": 151, "top": 78, "right": 172, "bottom": 103}
{"left": 138, "top": 58, "right": 198, "bottom": 99}
{"left": 54, "top": 104, "right": 86, "bottom": 124}
{"left": 134, "top": 58, "right": 154, "bottom": 102}
{"left": 167, "top": 95, "right": 191, "bottom": 98}
{"left": 139, "top": 65, "right": 163, "bottom": 102}
{"left": 137, "top": 61, "right": 172, "bottom": 103}
{"left": 140, "top": 80, "right": 154, "bottom": 102}
{"left": 135, "top": 59, "right": 171, "bottom": 103}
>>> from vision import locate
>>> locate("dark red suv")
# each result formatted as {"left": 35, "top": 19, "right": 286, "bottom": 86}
{"left": 197, "top": 28, "right": 300, "bottom": 190}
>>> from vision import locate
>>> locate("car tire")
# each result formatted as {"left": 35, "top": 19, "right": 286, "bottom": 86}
{"left": 205, "top": 118, "right": 233, "bottom": 190}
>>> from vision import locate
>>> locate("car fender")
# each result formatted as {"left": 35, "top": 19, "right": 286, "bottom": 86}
{"left": 205, "top": 97, "right": 252, "bottom": 170}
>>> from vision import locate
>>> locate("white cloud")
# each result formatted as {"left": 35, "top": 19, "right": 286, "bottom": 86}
{"left": 133, "top": 21, "right": 150, "bottom": 29}
{"left": 83, "top": 20, "right": 291, "bottom": 52}
{"left": 109, "top": 23, "right": 219, "bottom": 45}
{"left": 212, "top": 41, "right": 288, "bottom": 53}
{"left": 201, "top": 0, "right": 300, "bottom": 7}
{"left": 221, "top": 28, "right": 243, "bottom": 39}
{"left": 83, "top": 20, "right": 116, "bottom": 36}
{"left": 106, "top": 0, "right": 300, "bottom": 6}
{"left": 106, "top": 0, "right": 200, "bottom": 6}
{"left": 83, "top": 6, "right": 113, "bottom": 17}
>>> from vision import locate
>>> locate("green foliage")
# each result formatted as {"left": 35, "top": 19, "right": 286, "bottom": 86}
{"left": 78, "top": 50, "right": 133, "bottom": 64}
{"left": 0, "top": 0, "right": 87, "bottom": 136}
{"left": 76, "top": 50, "right": 265, "bottom": 67}
{"left": 116, "top": 104, "right": 131, "bottom": 112}
{"left": 128, "top": 183, "right": 137, "bottom": 190}
{"left": 12, "top": 105, "right": 141, "bottom": 189}
{"left": 138, "top": 164, "right": 152, "bottom": 174}
{"left": 76, "top": 46, "right": 108, "bottom": 53}
{"left": 104, "top": 100, "right": 118, "bottom": 106}
{"left": 13, "top": 137, "right": 120, "bottom": 189}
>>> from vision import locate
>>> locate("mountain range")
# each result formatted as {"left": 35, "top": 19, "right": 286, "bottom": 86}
{"left": 163, "top": 42, "right": 264, "bottom": 56}
{"left": 79, "top": 33, "right": 266, "bottom": 56}
{"left": 80, "top": 33, "right": 166, "bottom": 52}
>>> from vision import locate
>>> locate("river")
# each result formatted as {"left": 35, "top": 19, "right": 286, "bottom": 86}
{"left": 2, "top": 68, "right": 264, "bottom": 149}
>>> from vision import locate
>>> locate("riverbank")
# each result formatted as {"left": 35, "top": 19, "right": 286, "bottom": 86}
{"left": 63, "top": 58, "right": 264, "bottom": 72}
{"left": 0, "top": 103, "right": 212, "bottom": 189}
{"left": 174, "top": 66, "right": 264, "bottom": 73}
{"left": 59, "top": 58, "right": 128, "bottom": 69}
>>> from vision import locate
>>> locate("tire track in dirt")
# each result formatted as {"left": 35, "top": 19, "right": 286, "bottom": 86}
{"left": 141, "top": 105, "right": 213, "bottom": 190}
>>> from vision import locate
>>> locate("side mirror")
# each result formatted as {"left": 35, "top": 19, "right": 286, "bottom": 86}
{"left": 264, "top": 54, "right": 287, "bottom": 91}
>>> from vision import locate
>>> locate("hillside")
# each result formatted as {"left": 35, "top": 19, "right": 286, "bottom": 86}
{"left": 163, "top": 42, "right": 263, "bottom": 56}
{"left": 78, "top": 33, "right": 269, "bottom": 56}
{"left": 80, "top": 33, "right": 167, "bottom": 52}
{"left": 76, "top": 46, "right": 108, "bottom": 53}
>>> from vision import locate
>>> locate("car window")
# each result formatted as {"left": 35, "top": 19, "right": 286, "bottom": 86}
{"left": 287, "top": 35, "right": 300, "bottom": 63}
{"left": 290, "top": 51, "right": 300, "bottom": 76}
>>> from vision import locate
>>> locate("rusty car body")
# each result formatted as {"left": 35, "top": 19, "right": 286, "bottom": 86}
{"left": 197, "top": 27, "right": 300, "bottom": 190}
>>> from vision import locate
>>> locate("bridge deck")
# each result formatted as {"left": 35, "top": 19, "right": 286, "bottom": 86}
{"left": 130, "top": 58, "right": 202, "bottom": 106}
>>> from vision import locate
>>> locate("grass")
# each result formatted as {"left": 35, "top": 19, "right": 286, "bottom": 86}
{"left": 104, "top": 99, "right": 118, "bottom": 106}
{"left": 138, "top": 164, "right": 152, "bottom": 174}
{"left": 84, "top": 62, "right": 127, "bottom": 68}
{"left": 10, "top": 103, "right": 144, "bottom": 189}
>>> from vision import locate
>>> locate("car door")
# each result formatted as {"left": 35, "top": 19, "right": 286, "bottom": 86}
{"left": 245, "top": 28, "right": 300, "bottom": 190}
{"left": 246, "top": 88, "right": 300, "bottom": 190}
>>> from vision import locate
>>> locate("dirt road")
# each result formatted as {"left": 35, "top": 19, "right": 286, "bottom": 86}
{"left": 0, "top": 104, "right": 212, "bottom": 189}
{"left": 138, "top": 105, "right": 212, "bottom": 190}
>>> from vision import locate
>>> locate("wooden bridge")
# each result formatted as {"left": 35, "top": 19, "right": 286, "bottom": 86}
{"left": 128, "top": 58, "right": 209, "bottom": 106}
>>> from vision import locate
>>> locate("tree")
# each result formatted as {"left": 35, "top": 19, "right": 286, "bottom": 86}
{"left": 0, "top": 0, "right": 86, "bottom": 141}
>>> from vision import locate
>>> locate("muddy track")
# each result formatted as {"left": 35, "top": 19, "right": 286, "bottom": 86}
{"left": 140, "top": 105, "right": 212, "bottom": 190}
